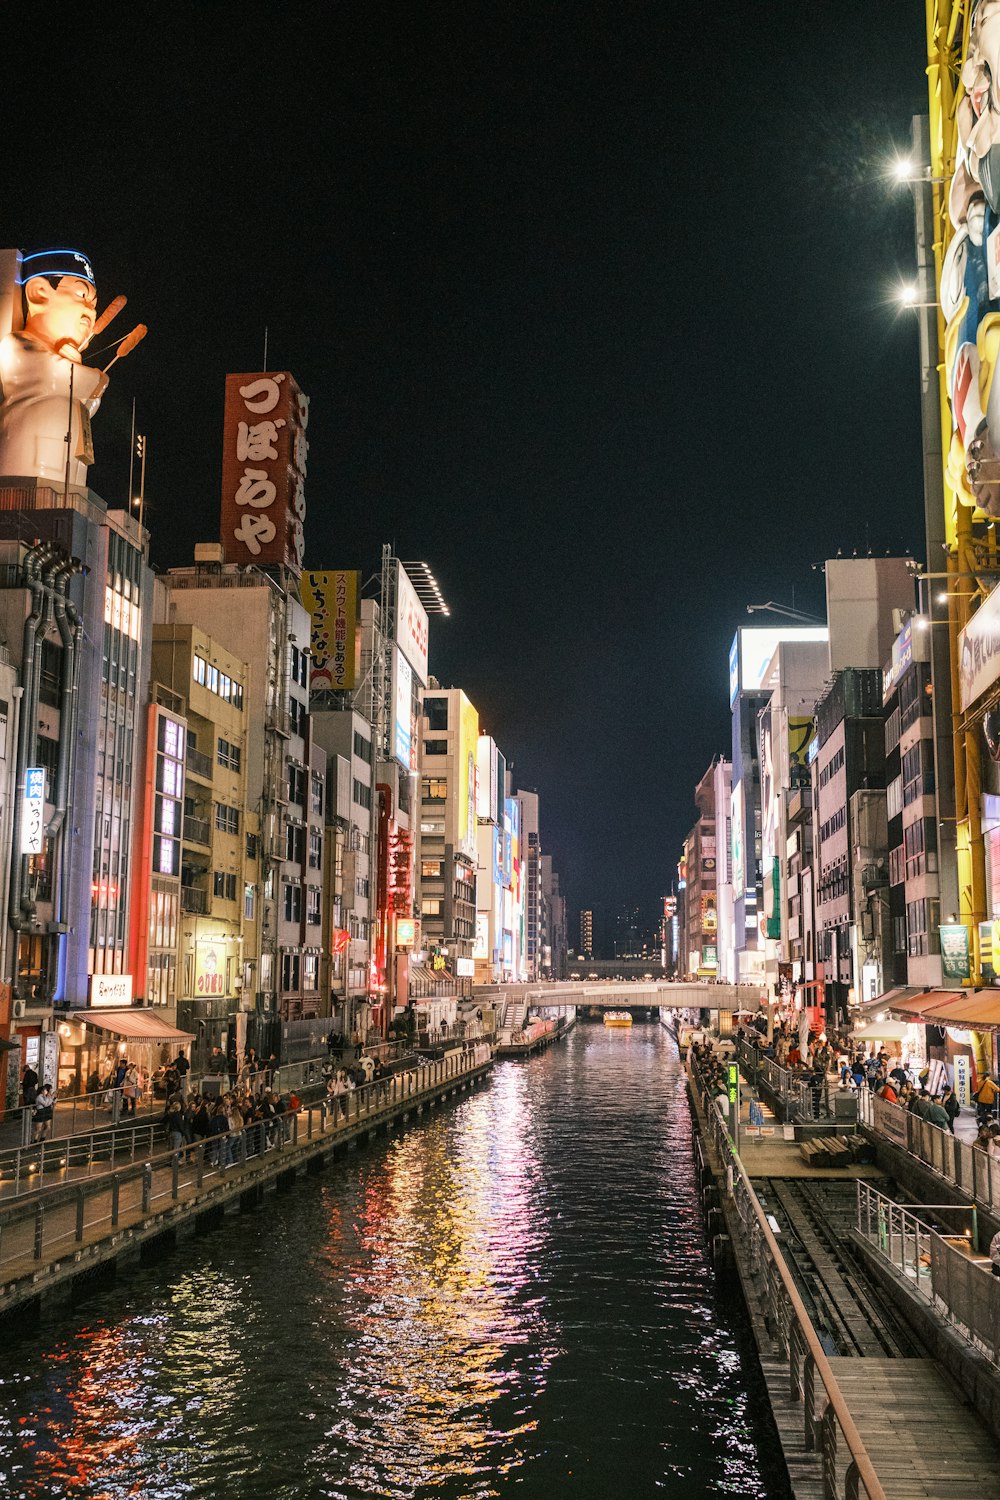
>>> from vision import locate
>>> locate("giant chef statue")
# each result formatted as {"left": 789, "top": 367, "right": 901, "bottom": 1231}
{"left": 0, "top": 248, "right": 141, "bottom": 487}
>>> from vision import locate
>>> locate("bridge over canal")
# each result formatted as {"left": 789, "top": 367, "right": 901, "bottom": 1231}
{"left": 475, "top": 980, "right": 764, "bottom": 1012}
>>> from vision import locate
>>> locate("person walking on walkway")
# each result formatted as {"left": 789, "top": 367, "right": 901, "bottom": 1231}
{"left": 173, "top": 1049, "right": 191, "bottom": 1098}
{"left": 941, "top": 1085, "right": 961, "bottom": 1134}
{"left": 991, "top": 1228, "right": 1000, "bottom": 1279}
{"left": 123, "top": 1062, "right": 140, "bottom": 1117}
{"left": 32, "top": 1083, "right": 55, "bottom": 1142}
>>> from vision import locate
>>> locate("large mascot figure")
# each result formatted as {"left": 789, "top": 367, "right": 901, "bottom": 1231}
{"left": 0, "top": 248, "right": 142, "bottom": 487}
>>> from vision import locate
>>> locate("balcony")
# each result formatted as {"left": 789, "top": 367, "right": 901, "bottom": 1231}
{"left": 183, "top": 814, "right": 211, "bottom": 846}
{"left": 861, "top": 861, "right": 889, "bottom": 891}
{"left": 180, "top": 885, "right": 208, "bottom": 915}
{"left": 186, "top": 744, "right": 212, "bottom": 780}
{"left": 787, "top": 787, "right": 813, "bottom": 825}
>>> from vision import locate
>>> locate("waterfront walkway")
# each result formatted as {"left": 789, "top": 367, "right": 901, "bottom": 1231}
{"left": 0, "top": 1046, "right": 493, "bottom": 1316}
{"left": 690, "top": 1050, "right": 1000, "bottom": 1500}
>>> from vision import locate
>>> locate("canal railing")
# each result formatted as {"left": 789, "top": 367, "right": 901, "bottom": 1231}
{"left": 734, "top": 1036, "right": 852, "bottom": 1124}
{"left": 690, "top": 1056, "right": 887, "bottom": 1500}
{"left": 0, "top": 1045, "right": 493, "bottom": 1291}
{"left": 857, "top": 1092, "right": 1000, "bottom": 1214}
{"left": 855, "top": 1181, "right": 1000, "bottom": 1371}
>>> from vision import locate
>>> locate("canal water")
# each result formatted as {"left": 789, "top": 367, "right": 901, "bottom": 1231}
{"left": 0, "top": 1022, "right": 790, "bottom": 1499}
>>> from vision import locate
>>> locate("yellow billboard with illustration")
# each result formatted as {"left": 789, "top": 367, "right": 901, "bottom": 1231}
{"left": 301, "top": 570, "right": 359, "bottom": 692}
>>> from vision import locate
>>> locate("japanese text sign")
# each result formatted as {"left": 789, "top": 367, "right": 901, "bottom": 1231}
{"left": 21, "top": 767, "right": 44, "bottom": 854}
{"left": 301, "top": 570, "right": 359, "bottom": 692}
{"left": 220, "top": 371, "right": 309, "bottom": 571}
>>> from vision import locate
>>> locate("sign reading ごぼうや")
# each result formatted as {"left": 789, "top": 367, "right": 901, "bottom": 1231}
{"left": 219, "top": 372, "right": 309, "bottom": 572}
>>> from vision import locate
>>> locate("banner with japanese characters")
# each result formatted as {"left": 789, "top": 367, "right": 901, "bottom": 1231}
{"left": 219, "top": 370, "right": 309, "bottom": 571}
{"left": 301, "top": 569, "right": 359, "bottom": 692}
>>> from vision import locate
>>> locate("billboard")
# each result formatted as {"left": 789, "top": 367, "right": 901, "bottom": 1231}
{"left": 91, "top": 973, "right": 133, "bottom": 1008}
{"left": 301, "top": 570, "right": 359, "bottom": 692}
{"left": 395, "top": 562, "right": 429, "bottom": 685}
{"left": 730, "top": 627, "right": 828, "bottom": 704}
{"left": 458, "top": 693, "right": 479, "bottom": 857}
{"left": 959, "top": 583, "right": 1000, "bottom": 711}
{"left": 788, "top": 715, "right": 813, "bottom": 788}
{"left": 476, "top": 735, "right": 499, "bottom": 822}
{"left": 219, "top": 371, "right": 309, "bottom": 571}
{"left": 391, "top": 646, "right": 413, "bottom": 770}
{"left": 195, "top": 941, "right": 228, "bottom": 997}
{"left": 731, "top": 781, "right": 745, "bottom": 896}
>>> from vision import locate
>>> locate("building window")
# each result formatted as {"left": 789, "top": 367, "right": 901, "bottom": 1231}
{"left": 284, "top": 882, "right": 302, "bottom": 923}
{"left": 423, "top": 739, "right": 447, "bottom": 756}
{"left": 353, "top": 778, "right": 372, "bottom": 811}
{"left": 303, "top": 953, "right": 318, "bottom": 989}
{"left": 288, "top": 766, "right": 306, "bottom": 805}
{"left": 289, "top": 696, "right": 307, "bottom": 736}
{"left": 286, "top": 823, "right": 305, "bottom": 863}
{"left": 193, "top": 654, "right": 206, "bottom": 686}
{"left": 353, "top": 730, "right": 372, "bottom": 764}
{"left": 422, "top": 777, "right": 447, "bottom": 802}
{"left": 280, "top": 951, "right": 300, "bottom": 991}
{"left": 309, "top": 828, "right": 322, "bottom": 869}
{"left": 421, "top": 860, "right": 443, "bottom": 879}
{"left": 217, "top": 737, "right": 242, "bottom": 771}
{"left": 424, "top": 697, "right": 448, "bottom": 731}
{"left": 311, "top": 773, "right": 324, "bottom": 817}
{"left": 422, "top": 898, "right": 442, "bottom": 916}
{"left": 213, "top": 871, "right": 237, "bottom": 901}
{"left": 214, "top": 802, "right": 240, "bottom": 835}
{"left": 307, "top": 886, "right": 321, "bottom": 925}
{"left": 244, "top": 883, "right": 256, "bottom": 921}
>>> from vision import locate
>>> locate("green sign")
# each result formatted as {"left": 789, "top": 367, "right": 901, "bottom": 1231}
{"left": 727, "top": 1062, "right": 739, "bottom": 1107}
{"left": 939, "top": 923, "right": 971, "bottom": 981}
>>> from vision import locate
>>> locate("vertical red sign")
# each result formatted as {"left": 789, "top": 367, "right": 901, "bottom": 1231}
{"left": 219, "top": 371, "right": 309, "bottom": 571}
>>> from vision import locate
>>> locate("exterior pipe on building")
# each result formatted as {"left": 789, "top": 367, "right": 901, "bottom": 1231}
{"left": 9, "top": 544, "right": 50, "bottom": 933}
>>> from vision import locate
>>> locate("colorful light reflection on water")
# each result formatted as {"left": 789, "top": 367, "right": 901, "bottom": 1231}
{"left": 0, "top": 1025, "right": 789, "bottom": 1499}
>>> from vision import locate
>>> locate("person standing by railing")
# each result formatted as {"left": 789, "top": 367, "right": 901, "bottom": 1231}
{"left": 31, "top": 1082, "right": 54, "bottom": 1142}
{"left": 990, "top": 1228, "right": 1000, "bottom": 1279}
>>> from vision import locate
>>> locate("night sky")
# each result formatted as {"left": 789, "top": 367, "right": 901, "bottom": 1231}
{"left": 10, "top": 2, "right": 929, "bottom": 929}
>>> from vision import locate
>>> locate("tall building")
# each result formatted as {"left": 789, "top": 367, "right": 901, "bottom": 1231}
{"left": 416, "top": 686, "right": 480, "bottom": 978}
{"left": 516, "top": 788, "right": 541, "bottom": 980}
{"left": 141, "top": 618, "right": 261, "bottom": 1069}
{"left": 540, "top": 854, "right": 566, "bottom": 978}
{"left": 579, "top": 909, "right": 593, "bottom": 959}
{"left": 0, "top": 488, "right": 157, "bottom": 1101}
{"left": 473, "top": 734, "right": 507, "bottom": 984}
{"left": 164, "top": 555, "right": 326, "bottom": 1038}
{"left": 813, "top": 668, "right": 887, "bottom": 1026}
{"left": 680, "top": 764, "right": 717, "bottom": 978}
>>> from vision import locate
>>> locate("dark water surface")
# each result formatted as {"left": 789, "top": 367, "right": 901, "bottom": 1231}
{"left": 0, "top": 1023, "right": 790, "bottom": 1499}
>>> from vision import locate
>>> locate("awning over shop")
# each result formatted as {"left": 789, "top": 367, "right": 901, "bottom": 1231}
{"left": 887, "top": 991, "right": 968, "bottom": 1019}
{"left": 857, "top": 986, "right": 926, "bottom": 1018}
{"left": 70, "top": 1010, "right": 195, "bottom": 1044}
{"left": 915, "top": 993, "right": 1000, "bottom": 1031}
{"left": 849, "top": 1020, "right": 913, "bottom": 1042}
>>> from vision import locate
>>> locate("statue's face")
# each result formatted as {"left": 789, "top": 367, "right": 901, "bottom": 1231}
{"left": 24, "top": 275, "right": 97, "bottom": 355}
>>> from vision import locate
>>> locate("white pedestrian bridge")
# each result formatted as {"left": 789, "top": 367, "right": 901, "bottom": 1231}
{"left": 474, "top": 980, "right": 764, "bottom": 1012}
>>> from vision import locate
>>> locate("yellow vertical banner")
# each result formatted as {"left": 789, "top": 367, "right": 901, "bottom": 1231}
{"left": 302, "top": 570, "right": 359, "bottom": 692}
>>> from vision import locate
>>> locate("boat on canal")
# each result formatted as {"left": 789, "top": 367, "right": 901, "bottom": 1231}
{"left": 603, "top": 1010, "right": 633, "bottom": 1028}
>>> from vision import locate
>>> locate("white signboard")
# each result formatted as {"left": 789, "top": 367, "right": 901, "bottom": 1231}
{"left": 958, "top": 584, "right": 1000, "bottom": 710}
{"left": 392, "top": 646, "right": 413, "bottom": 770}
{"left": 954, "top": 1052, "right": 973, "bottom": 1109}
{"left": 455, "top": 957, "right": 475, "bottom": 977}
{"left": 90, "top": 973, "right": 133, "bottom": 1008}
{"left": 395, "top": 562, "right": 429, "bottom": 685}
{"left": 21, "top": 767, "right": 44, "bottom": 854}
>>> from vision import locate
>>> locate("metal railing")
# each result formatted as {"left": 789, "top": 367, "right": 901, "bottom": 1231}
{"left": 863, "top": 1093, "right": 1000, "bottom": 1214}
{"left": 185, "top": 744, "right": 212, "bottom": 779}
{"left": 11, "top": 1083, "right": 161, "bottom": 1145}
{"left": 183, "top": 814, "right": 211, "bottom": 845}
{"left": 735, "top": 1037, "right": 838, "bottom": 1122}
{"left": 0, "top": 1044, "right": 493, "bottom": 1280}
{"left": 690, "top": 1055, "right": 886, "bottom": 1500}
{"left": 856, "top": 1181, "right": 1000, "bottom": 1369}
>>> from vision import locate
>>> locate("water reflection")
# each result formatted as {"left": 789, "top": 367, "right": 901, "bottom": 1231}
{"left": 0, "top": 1024, "right": 786, "bottom": 1500}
